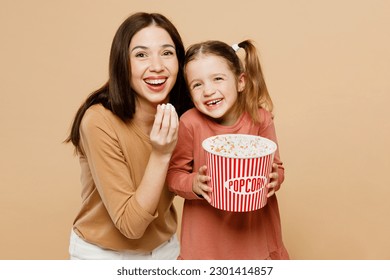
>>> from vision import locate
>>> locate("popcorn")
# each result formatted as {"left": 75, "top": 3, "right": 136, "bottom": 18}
{"left": 202, "top": 134, "right": 276, "bottom": 158}
{"left": 202, "top": 134, "right": 277, "bottom": 212}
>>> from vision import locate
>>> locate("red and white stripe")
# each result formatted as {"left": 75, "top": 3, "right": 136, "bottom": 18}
{"left": 206, "top": 152, "right": 274, "bottom": 212}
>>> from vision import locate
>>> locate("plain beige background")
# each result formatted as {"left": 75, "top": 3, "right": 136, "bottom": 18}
{"left": 1, "top": 0, "right": 389, "bottom": 259}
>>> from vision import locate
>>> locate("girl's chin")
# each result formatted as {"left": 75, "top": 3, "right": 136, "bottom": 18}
{"left": 202, "top": 110, "right": 225, "bottom": 120}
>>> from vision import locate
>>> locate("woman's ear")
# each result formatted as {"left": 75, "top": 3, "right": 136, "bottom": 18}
{"left": 237, "top": 73, "right": 246, "bottom": 92}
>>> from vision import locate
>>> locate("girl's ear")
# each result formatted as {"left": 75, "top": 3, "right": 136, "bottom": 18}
{"left": 237, "top": 73, "right": 246, "bottom": 92}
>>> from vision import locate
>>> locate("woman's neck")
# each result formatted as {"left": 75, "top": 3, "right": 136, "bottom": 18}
{"left": 133, "top": 101, "right": 157, "bottom": 136}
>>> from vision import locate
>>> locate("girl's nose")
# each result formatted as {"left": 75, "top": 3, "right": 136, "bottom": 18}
{"left": 203, "top": 83, "right": 216, "bottom": 97}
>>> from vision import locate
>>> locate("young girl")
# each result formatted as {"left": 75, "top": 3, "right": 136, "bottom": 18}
{"left": 167, "top": 40, "right": 289, "bottom": 259}
{"left": 65, "top": 12, "right": 192, "bottom": 260}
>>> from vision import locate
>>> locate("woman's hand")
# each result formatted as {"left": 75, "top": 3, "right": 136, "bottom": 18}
{"left": 192, "top": 165, "right": 212, "bottom": 202}
{"left": 135, "top": 104, "right": 179, "bottom": 214}
{"left": 267, "top": 163, "right": 279, "bottom": 197}
{"left": 150, "top": 103, "right": 179, "bottom": 157}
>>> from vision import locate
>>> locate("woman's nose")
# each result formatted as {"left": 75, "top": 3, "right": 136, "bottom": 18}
{"left": 149, "top": 55, "right": 164, "bottom": 72}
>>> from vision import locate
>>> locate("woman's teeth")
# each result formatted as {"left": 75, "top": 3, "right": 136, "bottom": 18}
{"left": 145, "top": 79, "right": 166, "bottom": 85}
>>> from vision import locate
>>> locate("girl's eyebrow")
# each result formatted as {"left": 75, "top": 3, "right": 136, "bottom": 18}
{"left": 130, "top": 44, "right": 175, "bottom": 53}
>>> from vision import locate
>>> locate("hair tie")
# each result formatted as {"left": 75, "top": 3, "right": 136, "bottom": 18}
{"left": 231, "top": 43, "right": 240, "bottom": 52}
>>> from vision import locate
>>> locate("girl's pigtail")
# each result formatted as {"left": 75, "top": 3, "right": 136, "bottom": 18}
{"left": 238, "top": 40, "right": 273, "bottom": 122}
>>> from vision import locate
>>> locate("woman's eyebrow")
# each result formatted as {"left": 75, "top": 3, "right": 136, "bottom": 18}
{"left": 162, "top": 44, "right": 175, "bottom": 49}
{"left": 130, "top": 46, "right": 147, "bottom": 52}
{"left": 130, "top": 44, "right": 175, "bottom": 53}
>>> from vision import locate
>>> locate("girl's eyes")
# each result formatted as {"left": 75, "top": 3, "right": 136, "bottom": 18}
{"left": 191, "top": 76, "right": 224, "bottom": 90}
{"left": 192, "top": 83, "right": 201, "bottom": 89}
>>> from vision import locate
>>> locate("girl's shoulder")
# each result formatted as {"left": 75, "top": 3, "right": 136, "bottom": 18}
{"left": 254, "top": 107, "right": 274, "bottom": 128}
{"left": 257, "top": 107, "right": 274, "bottom": 120}
{"left": 179, "top": 108, "right": 211, "bottom": 133}
{"left": 179, "top": 108, "right": 204, "bottom": 123}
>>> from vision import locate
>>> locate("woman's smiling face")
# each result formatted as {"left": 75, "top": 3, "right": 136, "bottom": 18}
{"left": 129, "top": 25, "right": 179, "bottom": 107}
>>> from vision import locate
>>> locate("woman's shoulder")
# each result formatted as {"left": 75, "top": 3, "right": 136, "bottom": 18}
{"left": 84, "top": 103, "right": 109, "bottom": 117}
{"left": 85, "top": 104, "right": 122, "bottom": 121}
{"left": 82, "top": 104, "right": 120, "bottom": 131}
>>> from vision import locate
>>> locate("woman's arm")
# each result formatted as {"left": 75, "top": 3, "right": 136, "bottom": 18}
{"left": 80, "top": 105, "right": 178, "bottom": 239}
{"left": 134, "top": 104, "right": 179, "bottom": 213}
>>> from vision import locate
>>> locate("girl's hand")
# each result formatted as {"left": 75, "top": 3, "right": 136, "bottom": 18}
{"left": 267, "top": 163, "right": 279, "bottom": 197}
{"left": 150, "top": 103, "right": 179, "bottom": 157}
{"left": 192, "top": 165, "right": 212, "bottom": 202}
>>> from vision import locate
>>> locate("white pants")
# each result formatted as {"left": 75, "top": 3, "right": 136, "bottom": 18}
{"left": 69, "top": 230, "right": 179, "bottom": 260}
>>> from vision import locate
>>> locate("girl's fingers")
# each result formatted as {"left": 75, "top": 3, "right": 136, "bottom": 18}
{"left": 267, "top": 189, "right": 276, "bottom": 198}
{"left": 202, "top": 192, "right": 211, "bottom": 203}
{"left": 201, "top": 183, "right": 212, "bottom": 193}
{"left": 267, "top": 166, "right": 278, "bottom": 198}
{"left": 198, "top": 165, "right": 207, "bottom": 175}
{"left": 197, "top": 183, "right": 211, "bottom": 202}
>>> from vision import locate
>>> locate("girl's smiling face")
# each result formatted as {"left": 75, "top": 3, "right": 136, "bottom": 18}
{"left": 185, "top": 54, "right": 245, "bottom": 125}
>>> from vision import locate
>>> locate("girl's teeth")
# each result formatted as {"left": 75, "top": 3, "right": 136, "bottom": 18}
{"left": 207, "top": 99, "right": 221, "bottom": 105}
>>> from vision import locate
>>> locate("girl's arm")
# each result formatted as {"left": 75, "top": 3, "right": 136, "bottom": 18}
{"left": 259, "top": 109, "right": 285, "bottom": 195}
{"left": 167, "top": 119, "right": 203, "bottom": 200}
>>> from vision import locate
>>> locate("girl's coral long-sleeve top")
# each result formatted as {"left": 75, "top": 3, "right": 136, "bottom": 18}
{"left": 167, "top": 108, "right": 289, "bottom": 260}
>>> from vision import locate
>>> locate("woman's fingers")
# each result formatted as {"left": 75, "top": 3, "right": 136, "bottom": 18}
{"left": 152, "top": 104, "right": 177, "bottom": 137}
{"left": 159, "top": 104, "right": 173, "bottom": 137}
{"left": 151, "top": 104, "right": 164, "bottom": 136}
{"left": 150, "top": 104, "right": 179, "bottom": 155}
{"left": 166, "top": 105, "right": 178, "bottom": 142}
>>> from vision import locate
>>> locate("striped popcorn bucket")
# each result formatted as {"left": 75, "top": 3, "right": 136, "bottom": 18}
{"left": 202, "top": 134, "right": 277, "bottom": 212}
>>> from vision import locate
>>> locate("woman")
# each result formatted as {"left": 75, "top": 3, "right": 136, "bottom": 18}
{"left": 65, "top": 12, "right": 192, "bottom": 260}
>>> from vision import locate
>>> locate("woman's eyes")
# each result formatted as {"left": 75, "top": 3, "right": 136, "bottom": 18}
{"left": 135, "top": 50, "right": 174, "bottom": 58}
{"left": 163, "top": 50, "right": 174, "bottom": 56}
{"left": 135, "top": 52, "right": 147, "bottom": 58}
